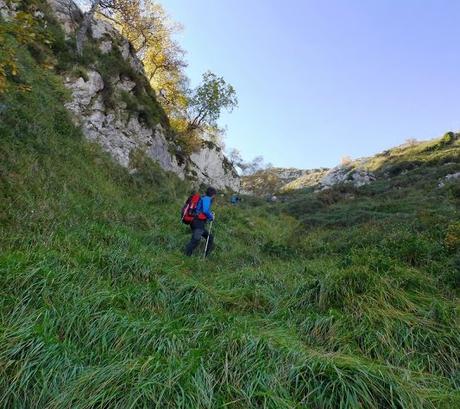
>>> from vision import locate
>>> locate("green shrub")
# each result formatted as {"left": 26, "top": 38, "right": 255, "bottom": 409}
{"left": 423, "top": 131, "right": 458, "bottom": 152}
{"left": 261, "top": 239, "right": 296, "bottom": 259}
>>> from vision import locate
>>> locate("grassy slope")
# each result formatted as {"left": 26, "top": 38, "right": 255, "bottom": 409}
{"left": 1, "top": 9, "right": 460, "bottom": 409}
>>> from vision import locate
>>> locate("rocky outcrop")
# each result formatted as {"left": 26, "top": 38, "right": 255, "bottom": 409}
{"left": 241, "top": 167, "right": 323, "bottom": 195}
{"left": 268, "top": 168, "right": 314, "bottom": 185}
{"left": 64, "top": 70, "right": 184, "bottom": 176}
{"left": 47, "top": 0, "right": 82, "bottom": 34}
{"left": 0, "top": 0, "right": 13, "bottom": 18}
{"left": 45, "top": 0, "right": 239, "bottom": 190}
{"left": 243, "top": 163, "right": 377, "bottom": 195}
{"left": 281, "top": 168, "right": 329, "bottom": 191}
{"left": 317, "top": 166, "right": 376, "bottom": 190}
{"left": 438, "top": 172, "right": 460, "bottom": 188}
{"left": 191, "top": 145, "right": 240, "bottom": 191}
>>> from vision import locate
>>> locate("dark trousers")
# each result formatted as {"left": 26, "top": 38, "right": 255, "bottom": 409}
{"left": 185, "top": 219, "right": 214, "bottom": 256}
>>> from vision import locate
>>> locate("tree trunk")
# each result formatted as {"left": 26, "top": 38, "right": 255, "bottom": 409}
{"left": 76, "top": 0, "right": 102, "bottom": 56}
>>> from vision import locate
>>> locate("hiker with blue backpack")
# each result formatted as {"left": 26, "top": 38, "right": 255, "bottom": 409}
{"left": 182, "top": 187, "right": 217, "bottom": 257}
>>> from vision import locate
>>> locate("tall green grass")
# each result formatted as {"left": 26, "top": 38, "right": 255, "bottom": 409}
{"left": 1, "top": 7, "right": 460, "bottom": 409}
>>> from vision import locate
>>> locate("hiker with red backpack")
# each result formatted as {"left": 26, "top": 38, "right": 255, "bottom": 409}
{"left": 182, "top": 187, "right": 217, "bottom": 257}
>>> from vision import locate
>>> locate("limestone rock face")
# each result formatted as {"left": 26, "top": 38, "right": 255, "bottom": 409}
{"left": 190, "top": 146, "right": 240, "bottom": 191}
{"left": 242, "top": 167, "right": 329, "bottom": 195}
{"left": 445, "top": 172, "right": 460, "bottom": 181}
{"left": 270, "top": 168, "right": 312, "bottom": 184}
{"left": 242, "top": 163, "right": 376, "bottom": 195}
{"left": 45, "top": 0, "right": 239, "bottom": 189}
{"left": 0, "top": 1, "right": 9, "bottom": 18}
{"left": 281, "top": 168, "right": 329, "bottom": 191}
{"left": 0, "top": 0, "right": 18, "bottom": 18}
{"left": 318, "top": 166, "right": 376, "bottom": 189}
{"left": 438, "top": 172, "right": 460, "bottom": 188}
{"left": 64, "top": 70, "right": 184, "bottom": 175}
{"left": 47, "top": 0, "right": 82, "bottom": 34}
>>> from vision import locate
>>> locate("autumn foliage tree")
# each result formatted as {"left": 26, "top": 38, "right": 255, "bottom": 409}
{"left": 80, "top": 0, "right": 188, "bottom": 111}
{"left": 0, "top": 2, "right": 51, "bottom": 94}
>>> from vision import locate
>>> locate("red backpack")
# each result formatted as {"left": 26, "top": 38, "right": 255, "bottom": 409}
{"left": 181, "top": 193, "right": 201, "bottom": 224}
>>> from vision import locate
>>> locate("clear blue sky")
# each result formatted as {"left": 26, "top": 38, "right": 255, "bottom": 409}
{"left": 162, "top": 0, "right": 460, "bottom": 169}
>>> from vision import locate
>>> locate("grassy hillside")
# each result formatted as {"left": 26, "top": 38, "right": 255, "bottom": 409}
{"left": 1, "top": 8, "right": 460, "bottom": 409}
{"left": 244, "top": 136, "right": 460, "bottom": 195}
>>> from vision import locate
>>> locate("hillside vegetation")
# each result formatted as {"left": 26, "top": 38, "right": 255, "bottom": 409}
{"left": 1, "top": 4, "right": 460, "bottom": 409}
{"left": 243, "top": 135, "right": 460, "bottom": 195}
{"left": 242, "top": 168, "right": 329, "bottom": 196}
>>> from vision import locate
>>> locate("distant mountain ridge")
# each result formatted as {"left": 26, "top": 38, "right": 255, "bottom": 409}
{"left": 242, "top": 133, "right": 460, "bottom": 195}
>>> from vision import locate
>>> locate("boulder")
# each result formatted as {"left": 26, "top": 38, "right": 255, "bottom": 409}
{"left": 438, "top": 172, "right": 460, "bottom": 188}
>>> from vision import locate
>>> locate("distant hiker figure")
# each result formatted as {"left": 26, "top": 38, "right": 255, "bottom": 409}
{"left": 230, "top": 194, "right": 240, "bottom": 205}
{"left": 183, "top": 187, "right": 216, "bottom": 257}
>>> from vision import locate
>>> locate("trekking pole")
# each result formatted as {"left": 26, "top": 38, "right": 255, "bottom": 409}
{"left": 203, "top": 220, "right": 213, "bottom": 259}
